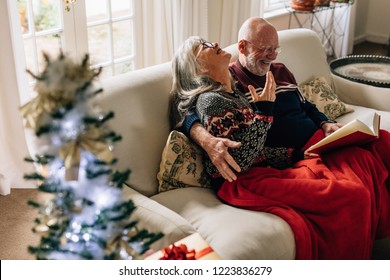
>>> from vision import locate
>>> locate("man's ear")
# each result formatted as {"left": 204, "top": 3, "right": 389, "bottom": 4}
{"left": 238, "top": 40, "right": 246, "bottom": 54}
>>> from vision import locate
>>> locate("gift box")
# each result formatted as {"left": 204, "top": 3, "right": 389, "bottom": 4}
{"left": 145, "top": 233, "right": 221, "bottom": 260}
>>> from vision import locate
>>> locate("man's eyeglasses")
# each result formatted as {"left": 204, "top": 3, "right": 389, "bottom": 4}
{"left": 245, "top": 40, "right": 282, "bottom": 55}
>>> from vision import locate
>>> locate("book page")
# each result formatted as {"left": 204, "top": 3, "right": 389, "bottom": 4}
{"left": 355, "top": 111, "right": 379, "bottom": 135}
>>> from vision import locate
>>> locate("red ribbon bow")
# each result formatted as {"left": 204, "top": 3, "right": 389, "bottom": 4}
{"left": 160, "top": 244, "right": 196, "bottom": 260}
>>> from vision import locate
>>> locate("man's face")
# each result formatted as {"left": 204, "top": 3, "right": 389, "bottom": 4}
{"left": 243, "top": 33, "right": 280, "bottom": 76}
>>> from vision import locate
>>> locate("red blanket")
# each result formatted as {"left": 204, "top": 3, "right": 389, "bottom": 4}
{"left": 217, "top": 129, "right": 390, "bottom": 259}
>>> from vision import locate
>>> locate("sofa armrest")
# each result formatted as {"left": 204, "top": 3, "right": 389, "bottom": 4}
{"left": 333, "top": 74, "right": 390, "bottom": 112}
{"left": 122, "top": 186, "right": 196, "bottom": 251}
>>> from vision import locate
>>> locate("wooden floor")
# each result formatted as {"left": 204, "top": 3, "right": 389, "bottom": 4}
{"left": 2, "top": 188, "right": 390, "bottom": 260}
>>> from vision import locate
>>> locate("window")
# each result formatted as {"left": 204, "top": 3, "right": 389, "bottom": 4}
{"left": 84, "top": 0, "right": 135, "bottom": 78}
{"left": 16, "top": 0, "right": 135, "bottom": 92}
{"left": 264, "top": 0, "right": 287, "bottom": 13}
{"left": 17, "top": 0, "right": 64, "bottom": 85}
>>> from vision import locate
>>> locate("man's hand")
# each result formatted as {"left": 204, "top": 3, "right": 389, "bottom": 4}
{"left": 203, "top": 136, "right": 241, "bottom": 182}
{"left": 322, "top": 122, "right": 343, "bottom": 137}
{"left": 248, "top": 71, "right": 276, "bottom": 102}
{"left": 190, "top": 122, "right": 241, "bottom": 182}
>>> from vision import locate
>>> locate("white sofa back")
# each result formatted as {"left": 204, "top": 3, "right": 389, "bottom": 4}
{"left": 96, "top": 62, "right": 172, "bottom": 196}
{"left": 275, "top": 29, "right": 333, "bottom": 85}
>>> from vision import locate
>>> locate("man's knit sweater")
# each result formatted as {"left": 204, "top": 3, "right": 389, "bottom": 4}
{"left": 229, "top": 60, "right": 328, "bottom": 150}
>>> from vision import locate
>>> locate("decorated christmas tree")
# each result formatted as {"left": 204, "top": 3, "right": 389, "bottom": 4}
{"left": 20, "top": 52, "right": 163, "bottom": 260}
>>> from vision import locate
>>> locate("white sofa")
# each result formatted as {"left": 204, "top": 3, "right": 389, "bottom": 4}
{"left": 95, "top": 29, "right": 390, "bottom": 259}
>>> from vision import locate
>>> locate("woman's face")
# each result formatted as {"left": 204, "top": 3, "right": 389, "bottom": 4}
{"left": 195, "top": 39, "right": 231, "bottom": 75}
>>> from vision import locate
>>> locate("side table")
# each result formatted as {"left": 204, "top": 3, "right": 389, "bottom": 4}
{"left": 330, "top": 55, "right": 390, "bottom": 112}
{"left": 330, "top": 55, "right": 390, "bottom": 88}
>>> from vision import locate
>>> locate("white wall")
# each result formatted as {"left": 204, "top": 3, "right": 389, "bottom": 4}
{"left": 364, "top": 0, "right": 390, "bottom": 44}
{"left": 353, "top": 0, "right": 369, "bottom": 43}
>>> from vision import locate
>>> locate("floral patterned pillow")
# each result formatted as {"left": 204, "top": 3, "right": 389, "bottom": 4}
{"left": 157, "top": 130, "right": 211, "bottom": 193}
{"left": 299, "top": 76, "right": 354, "bottom": 120}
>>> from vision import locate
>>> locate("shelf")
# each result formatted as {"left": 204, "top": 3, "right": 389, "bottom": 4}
{"left": 286, "top": 1, "right": 354, "bottom": 58}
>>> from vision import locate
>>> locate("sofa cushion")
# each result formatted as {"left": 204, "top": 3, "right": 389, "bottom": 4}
{"left": 299, "top": 76, "right": 354, "bottom": 120}
{"left": 157, "top": 130, "right": 211, "bottom": 193}
{"left": 152, "top": 187, "right": 296, "bottom": 260}
{"left": 122, "top": 186, "right": 196, "bottom": 252}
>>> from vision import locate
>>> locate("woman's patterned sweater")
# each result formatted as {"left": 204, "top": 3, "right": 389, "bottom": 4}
{"left": 195, "top": 90, "right": 277, "bottom": 179}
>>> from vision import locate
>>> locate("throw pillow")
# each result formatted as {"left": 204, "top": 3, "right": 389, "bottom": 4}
{"left": 299, "top": 76, "right": 354, "bottom": 120}
{"left": 157, "top": 130, "right": 211, "bottom": 193}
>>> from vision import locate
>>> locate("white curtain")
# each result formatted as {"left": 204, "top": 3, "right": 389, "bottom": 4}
{"left": 0, "top": 0, "right": 34, "bottom": 195}
{"left": 217, "top": 0, "right": 264, "bottom": 48}
{"left": 134, "top": 0, "right": 208, "bottom": 69}
{"left": 133, "top": 0, "right": 264, "bottom": 68}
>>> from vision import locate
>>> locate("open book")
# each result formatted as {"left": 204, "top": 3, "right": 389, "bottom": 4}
{"left": 306, "top": 112, "right": 380, "bottom": 154}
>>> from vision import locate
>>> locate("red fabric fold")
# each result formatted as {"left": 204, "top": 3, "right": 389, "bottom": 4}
{"left": 217, "top": 129, "right": 390, "bottom": 259}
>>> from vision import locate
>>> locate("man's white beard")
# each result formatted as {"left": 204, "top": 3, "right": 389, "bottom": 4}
{"left": 246, "top": 55, "right": 268, "bottom": 77}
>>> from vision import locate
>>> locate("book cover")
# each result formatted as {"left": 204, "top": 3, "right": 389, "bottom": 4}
{"left": 306, "top": 112, "right": 380, "bottom": 154}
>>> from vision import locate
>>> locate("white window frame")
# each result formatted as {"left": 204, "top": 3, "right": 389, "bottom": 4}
{"left": 17, "top": 0, "right": 135, "bottom": 93}
{"left": 20, "top": 0, "right": 69, "bottom": 78}
{"left": 264, "top": 0, "right": 287, "bottom": 13}
{"left": 84, "top": 0, "right": 135, "bottom": 76}
{"left": 263, "top": 0, "right": 289, "bottom": 19}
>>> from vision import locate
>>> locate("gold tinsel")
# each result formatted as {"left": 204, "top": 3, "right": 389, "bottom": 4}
{"left": 106, "top": 227, "right": 142, "bottom": 260}
{"left": 59, "top": 128, "right": 114, "bottom": 180}
{"left": 21, "top": 53, "right": 100, "bottom": 130}
{"left": 20, "top": 91, "right": 72, "bottom": 130}
{"left": 21, "top": 53, "right": 106, "bottom": 180}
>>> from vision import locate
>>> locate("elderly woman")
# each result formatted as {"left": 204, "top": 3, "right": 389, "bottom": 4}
{"left": 169, "top": 36, "right": 390, "bottom": 260}
{"left": 169, "top": 36, "right": 295, "bottom": 188}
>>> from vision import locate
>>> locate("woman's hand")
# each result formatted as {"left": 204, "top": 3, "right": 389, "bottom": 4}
{"left": 248, "top": 71, "right": 276, "bottom": 102}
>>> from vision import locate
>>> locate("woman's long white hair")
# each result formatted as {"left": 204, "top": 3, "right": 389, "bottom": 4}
{"left": 169, "top": 36, "right": 229, "bottom": 130}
